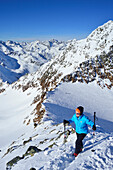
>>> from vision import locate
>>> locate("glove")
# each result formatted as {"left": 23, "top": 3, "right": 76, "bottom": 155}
{"left": 63, "top": 119, "right": 69, "bottom": 125}
{"left": 92, "top": 125, "right": 96, "bottom": 131}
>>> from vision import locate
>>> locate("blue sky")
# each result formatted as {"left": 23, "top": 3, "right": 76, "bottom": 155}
{"left": 0, "top": 0, "right": 113, "bottom": 42}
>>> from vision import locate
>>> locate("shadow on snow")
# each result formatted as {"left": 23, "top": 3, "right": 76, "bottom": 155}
{"left": 44, "top": 102, "right": 113, "bottom": 134}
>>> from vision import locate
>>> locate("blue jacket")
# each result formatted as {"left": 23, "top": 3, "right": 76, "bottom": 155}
{"left": 69, "top": 114, "right": 94, "bottom": 134}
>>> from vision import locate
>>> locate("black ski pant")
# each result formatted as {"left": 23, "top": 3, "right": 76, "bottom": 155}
{"left": 75, "top": 133, "right": 86, "bottom": 154}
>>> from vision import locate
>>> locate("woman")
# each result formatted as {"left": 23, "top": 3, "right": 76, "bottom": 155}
{"left": 63, "top": 106, "right": 96, "bottom": 157}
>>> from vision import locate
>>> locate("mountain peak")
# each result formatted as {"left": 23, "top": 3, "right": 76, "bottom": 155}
{"left": 104, "top": 20, "right": 113, "bottom": 24}
{"left": 87, "top": 20, "right": 113, "bottom": 40}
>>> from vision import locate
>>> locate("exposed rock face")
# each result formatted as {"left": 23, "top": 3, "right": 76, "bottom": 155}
{"left": 6, "top": 146, "right": 42, "bottom": 170}
{"left": 62, "top": 49, "right": 113, "bottom": 89}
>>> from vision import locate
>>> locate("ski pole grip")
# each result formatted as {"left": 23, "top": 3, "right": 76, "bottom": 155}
{"left": 94, "top": 112, "right": 96, "bottom": 126}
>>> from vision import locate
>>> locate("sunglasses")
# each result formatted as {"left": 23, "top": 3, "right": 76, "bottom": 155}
{"left": 76, "top": 112, "right": 81, "bottom": 115}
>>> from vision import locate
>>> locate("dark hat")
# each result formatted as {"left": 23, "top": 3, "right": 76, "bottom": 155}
{"left": 76, "top": 106, "right": 84, "bottom": 115}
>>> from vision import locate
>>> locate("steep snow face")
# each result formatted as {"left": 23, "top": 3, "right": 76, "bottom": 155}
{"left": 0, "top": 39, "right": 66, "bottom": 83}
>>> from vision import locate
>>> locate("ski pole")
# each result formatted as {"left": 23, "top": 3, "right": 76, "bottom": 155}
{"left": 92, "top": 112, "right": 96, "bottom": 152}
{"left": 63, "top": 122, "right": 68, "bottom": 168}
{"left": 64, "top": 122, "right": 67, "bottom": 143}
{"left": 94, "top": 112, "right": 96, "bottom": 126}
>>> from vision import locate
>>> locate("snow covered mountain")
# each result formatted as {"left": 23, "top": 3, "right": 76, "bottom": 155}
{"left": 0, "top": 39, "right": 66, "bottom": 83}
{"left": 0, "top": 20, "right": 113, "bottom": 170}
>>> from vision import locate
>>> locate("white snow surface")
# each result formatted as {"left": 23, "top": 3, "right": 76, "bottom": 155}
{"left": 0, "top": 81, "right": 113, "bottom": 170}
{"left": 0, "top": 20, "right": 113, "bottom": 170}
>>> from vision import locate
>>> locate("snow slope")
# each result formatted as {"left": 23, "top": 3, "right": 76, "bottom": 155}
{"left": 0, "top": 20, "right": 113, "bottom": 169}
{"left": 0, "top": 82, "right": 113, "bottom": 170}
{"left": 0, "top": 86, "right": 37, "bottom": 148}
{"left": 14, "top": 82, "right": 113, "bottom": 169}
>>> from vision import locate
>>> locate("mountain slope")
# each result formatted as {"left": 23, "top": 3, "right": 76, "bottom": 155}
{"left": 0, "top": 39, "right": 66, "bottom": 83}
{"left": 0, "top": 20, "right": 113, "bottom": 169}
{"left": 8, "top": 20, "right": 113, "bottom": 126}
{"left": 1, "top": 82, "right": 113, "bottom": 170}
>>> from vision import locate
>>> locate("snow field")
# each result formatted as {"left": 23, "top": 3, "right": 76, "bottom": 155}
{"left": 1, "top": 81, "right": 112, "bottom": 169}
{"left": 9, "top": 127, "right": 113, "bottom": 170}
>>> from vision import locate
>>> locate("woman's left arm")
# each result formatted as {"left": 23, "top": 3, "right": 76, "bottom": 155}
{"left": 85, "top": 116, "right": 94, "bottom": 128}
